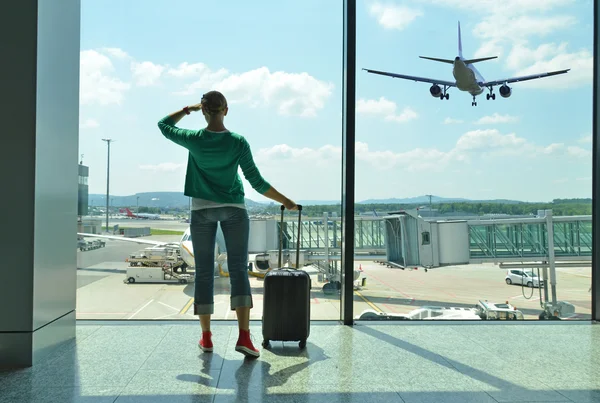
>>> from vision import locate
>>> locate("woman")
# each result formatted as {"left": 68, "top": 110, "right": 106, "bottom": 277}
{"left": 158, "top": 91, "right": 297, "bottom": 358}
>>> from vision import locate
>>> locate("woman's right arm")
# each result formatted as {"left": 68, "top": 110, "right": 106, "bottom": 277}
{"left": 239, "top": 139, "right": 297, "bottom": 210}
{"left": 263, "top": 187, "right": 297, "bottom": 210}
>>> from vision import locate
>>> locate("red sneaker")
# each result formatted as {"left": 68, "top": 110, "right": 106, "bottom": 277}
{"left": 198, "top": 331, "right": 213, "bottom": 352}
{"left": 235, "top": 329, "right": 260, "bottom": 358}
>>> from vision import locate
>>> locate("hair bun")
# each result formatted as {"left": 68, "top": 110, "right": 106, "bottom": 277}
{"left": 201, "top": 91, "right": 227, "bottom": 115}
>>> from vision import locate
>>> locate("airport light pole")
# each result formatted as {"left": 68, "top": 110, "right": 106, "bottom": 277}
{"left": 426, "top": 194, "right": 433, "bottom": 217}
{"left": 102, "top": 138, "right": 114, "bottom": 233}
{"left": 137, "top": 196, "right": 140, "bottom": 214}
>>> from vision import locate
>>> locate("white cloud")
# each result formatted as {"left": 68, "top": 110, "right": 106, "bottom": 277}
{"left": 80, "top": 50, "right": 131, "bottom": 105}
{"left": 245, "top": 128, "right": 583, "bottom": 200}
{"left": 579, "top": 134, "right": 592, "bottom": 144}
{"left": 475, "top": 113, "right": 519, "bottom": 124}
{"left": 255, "top": 129, "right": 572, "bottom": 175}
{"left": 168, "top": 62, "right": 215, "bottom": 79}
{"left": 174, "top": 65, "right": 334, "bottom": 118}
{"left": 79, "top": 118, "right": 100, "bottom": 129}
{"left": 356, "top": 97, "right": 418, "bottom": 123}
{"left": 474, "top": 15, "right": 576, "bottom": 47}
{"left": 139, "top": 163, "right": 185, "bottom": 172}
{"left": 422, "top": 0, "right": 574, "bottom": 15}
{"left": 422, "top": 0, "right": 591, "bottom": 89}
{"left": 567, "top": 146, "right": 592, "bottom": 158}
{"left": 131, "top": 61, "right": 166, "bottom": 86}
{"left": 368, "top": 2, "right": 423, "bottom": 30}
{"left": 455, "top": 129, "right": 527, "bottom": 152}
{"left": 444, "top": 117, "right": 463, "bottom": 124}
{"left": 512, "top": 45, "right": 593, "bottom": 89}
{"left": 101, "top": 47, "right": 130, "bottom": 60}
{"left": 80, "top": 49, "right": 333, "bottom": 117}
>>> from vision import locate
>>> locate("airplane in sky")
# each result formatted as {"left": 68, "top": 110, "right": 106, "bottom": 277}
{"left": 363, "top": 22, "right": 570, "bottom": 106}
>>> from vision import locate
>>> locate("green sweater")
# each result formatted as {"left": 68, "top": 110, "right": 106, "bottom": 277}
{"left": 157, "top": 116, "right": 271, "bottom": 204}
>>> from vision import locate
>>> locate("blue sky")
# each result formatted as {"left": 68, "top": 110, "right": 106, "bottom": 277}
{"left": 79, "top": 0, "right": 593, "bottom": 203}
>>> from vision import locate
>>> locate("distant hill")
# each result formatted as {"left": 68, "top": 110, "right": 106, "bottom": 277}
{"left": 89, "top": 192, "right": 266, "bottom": 209}
{"left": 87, "top": 192, "right": 551, "bottom": 209}
{"left": 357, "top": 196, "right": 525, "bottom": 204}
{"left": 297, "top": 200, "right": 341, "bottom": 205}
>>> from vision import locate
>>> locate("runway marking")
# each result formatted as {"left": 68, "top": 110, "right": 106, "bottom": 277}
{"left": 354, "top": 290, "right": 382, "bottom": 313}
{"left": 158, "top": 301, "right": 181, "bottom": 312}
{"left": 128, "top": 299, "right": 154, "bottom": 319}
{"left": 154, "top": 313, "right": 179, "bottom": 320}
{"left": 77, "top": 312, "right": 130, "bottom": 315}
{"left": 383, "top": 303, "right": 398, "bottom": 312}
{"left": 509, "top": 295, "right": 540, "bottom": 302}
{"left": 180, "top": 298, "right": 194, "bottom": 315}
{"left": 559, "top": 272, "right": 591, "bottom": 279}
{"left": 362, "top": 271, "right": 413, "bottom": 299}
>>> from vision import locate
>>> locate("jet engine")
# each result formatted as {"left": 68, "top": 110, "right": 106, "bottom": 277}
{"left": 429, "top": 84, "right": 442, "bottom": 98}
{"left": 499, "top": 84, "right": 512, "bottom": 98}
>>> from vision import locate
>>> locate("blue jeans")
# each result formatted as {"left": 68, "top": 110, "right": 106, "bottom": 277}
{"left": 190, "top": 207, "right": 252, "bottom": 315}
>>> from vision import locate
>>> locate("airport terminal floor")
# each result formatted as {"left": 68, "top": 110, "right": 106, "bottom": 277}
{"left": 0, "top": 321, "right": 599, "bottom": 403}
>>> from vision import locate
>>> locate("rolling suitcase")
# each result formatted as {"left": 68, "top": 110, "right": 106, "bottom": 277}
{"left": 262, "top": 204, "right": 311, "bottom": 349}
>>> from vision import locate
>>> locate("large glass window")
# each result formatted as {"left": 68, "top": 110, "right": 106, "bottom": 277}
{"left": 76, "top": 0, "right": 343, "bottom": 321}
{"left": 352, "top": 1, "right": 593, "bottom": 321}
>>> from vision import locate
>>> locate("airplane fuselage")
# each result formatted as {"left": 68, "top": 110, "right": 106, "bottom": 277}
{"left": 452, "top": 57, "right": 483, "bottom": 96}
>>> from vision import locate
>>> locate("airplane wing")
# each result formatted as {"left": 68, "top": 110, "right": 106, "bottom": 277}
{"left": 77, "top": 233, "right": 171, "bottom": 246}
{"left": 363, "top": 68, "right": 456, "bottom": 87}
{"left": 481, "top": 69, "right": 570, "bottom": 87}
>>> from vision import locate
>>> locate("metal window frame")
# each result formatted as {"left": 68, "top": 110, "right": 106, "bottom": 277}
{"left": 341, "top": 0, "right": 356, "bottom": 325}
{"left": 592, "top": 0, "right": 599, "bottom": 322}
{"left": 343, "top": 0, "right": 599, "bottom": 324}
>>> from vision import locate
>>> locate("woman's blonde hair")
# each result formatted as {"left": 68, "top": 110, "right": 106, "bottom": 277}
{"left": 201, "top": 91, "right": 228, "bottom": 116}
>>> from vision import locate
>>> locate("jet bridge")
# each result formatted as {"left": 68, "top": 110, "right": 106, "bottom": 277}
{"left": 380, "top": 209, "right": 591, "bottom": 269}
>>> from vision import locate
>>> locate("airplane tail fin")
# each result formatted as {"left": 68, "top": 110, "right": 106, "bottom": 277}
{"left": 418, "top": 56, "right": 454, "bottom": 64}
{"left": 420, "top": 22, "right": 497, "bottom": 65}
{"left": 463, "top": 56, "right": 498, "bottom": 64}
{"left": 458, "top": 21, "right": 463, "bottom": 58}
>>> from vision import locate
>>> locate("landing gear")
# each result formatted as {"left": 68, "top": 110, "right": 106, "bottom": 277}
{"left": 471, "top": 95, "right": 477, "bottom": 106}
{"left": 437, "top": 85, "right": 450, "bottom": 100}
{"left": 486, "top": 86, "right": 496, "bottom": 100}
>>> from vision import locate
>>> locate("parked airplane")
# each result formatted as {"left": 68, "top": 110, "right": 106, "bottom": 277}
{"left": 77, "top": 226, "right": 272, "bottom": 278}
{"left": 363, "top": 22, "right": 570, "bottom": 106}
{"left": 124, "top": 208, "right": 161, "bottom": 220}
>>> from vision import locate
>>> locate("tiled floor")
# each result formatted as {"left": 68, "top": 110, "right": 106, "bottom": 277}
{"left": 1, "top": 321, "right": 599, "bottom": 402}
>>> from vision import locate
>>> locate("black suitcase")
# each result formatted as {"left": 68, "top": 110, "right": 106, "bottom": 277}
{"left": 262, "top": 204, "right": 311, "bottom": 349}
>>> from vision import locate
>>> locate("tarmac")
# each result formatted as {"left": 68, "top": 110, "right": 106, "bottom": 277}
{"left": 76, "top": 228, "right": 592, "bottom": 321}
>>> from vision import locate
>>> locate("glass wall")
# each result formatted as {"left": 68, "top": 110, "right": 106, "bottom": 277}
{"left": 351, "top": 1, "right": 593, "bottom": 321}
{"left": 76, "top": 1, "right": 597, "bottom": 324}
{"left": 76, "top": 0, "right": 343, "bottom": 321}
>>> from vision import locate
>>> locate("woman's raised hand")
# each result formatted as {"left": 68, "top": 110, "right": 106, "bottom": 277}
{"left": 187, "top": 103, "right": 203, "bottom": 112}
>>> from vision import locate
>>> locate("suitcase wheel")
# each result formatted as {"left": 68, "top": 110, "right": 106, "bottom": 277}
{"left": 299, "top": 339, "right": 306, "bottom": 349}
{"left": 262, "top": 339, "right": 270, "bottom": 349}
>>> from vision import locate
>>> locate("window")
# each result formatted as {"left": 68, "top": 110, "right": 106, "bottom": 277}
{"left": 422, "top": 232, "right": 430, "bottom": 245}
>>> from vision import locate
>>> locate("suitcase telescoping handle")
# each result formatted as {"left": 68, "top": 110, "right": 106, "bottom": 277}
{"left": 278, "top": 204, "right": 303, "bottom": 269}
